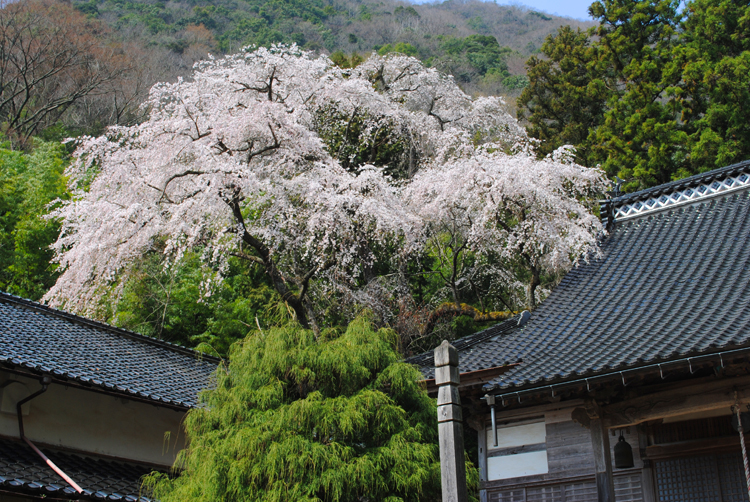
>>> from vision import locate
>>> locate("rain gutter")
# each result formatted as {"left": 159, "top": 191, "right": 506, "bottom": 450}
{"left": 484, "top": 345, "right": 750, "bottom": 407}
{"left": 16, "top": 377, "right": 83, "bottom": 494}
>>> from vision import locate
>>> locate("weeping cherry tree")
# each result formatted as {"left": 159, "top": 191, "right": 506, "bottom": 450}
{"left": 45, "top": 45, "right": 606, "bottom": 331}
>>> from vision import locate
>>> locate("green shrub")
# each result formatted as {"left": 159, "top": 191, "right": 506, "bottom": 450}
{"left": 146, "top": 316, "right": 476, "bottom": 501}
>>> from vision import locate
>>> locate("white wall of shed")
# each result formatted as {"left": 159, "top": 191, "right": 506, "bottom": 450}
{"left": 0, "top": 371, "right": 186, "bottom": 466}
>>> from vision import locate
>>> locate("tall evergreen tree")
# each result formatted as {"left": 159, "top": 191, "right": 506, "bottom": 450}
{"left": 677, "top": 0, "right": 750, "bottom": 176}
{"left": 519, "top": 0, "right": 750, "bottom": 191}
{"left": 517, "top": 26, "right": 609, "bottom": 166}
{"left": 588, "top": 0, "right": 684, "bottom": 189}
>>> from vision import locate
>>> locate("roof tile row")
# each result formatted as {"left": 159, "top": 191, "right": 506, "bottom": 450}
{"left": 0, "top": 292, "right": 218, "bottom": 408}
{"left": 0, "top": 437, "right": 157, "bottom": 501}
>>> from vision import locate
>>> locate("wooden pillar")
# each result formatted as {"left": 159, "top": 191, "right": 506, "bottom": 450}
{"left": 638, "top": 424, "right": 656, "bottom": 502}
{"left": 477, "top": 425, "right": 488, "bottom": 502}
{"left": 590, "top": 417, "right": 616, "bottom": 502}
{"left": 435, "top": 340, "right": 468, "bottom": 502}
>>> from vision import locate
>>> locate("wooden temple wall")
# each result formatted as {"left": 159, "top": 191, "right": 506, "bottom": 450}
{"left": 477, "top": 375, "right": 750, "bottom": 502}
{"left": 479, "top": 405, "right": 648, "bottom": 502}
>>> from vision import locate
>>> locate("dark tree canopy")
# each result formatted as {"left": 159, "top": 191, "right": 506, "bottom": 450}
{"left": 518, "top": 0, "right": 750, "bottom": 192}
{"left": 675, "top": 0, "right": 750, "bottom": 177}
{"left": 517, "top": 26, "right": 608, "bottom": 166}
{"left": 588, "top": 0, "right": 684, "bottom": 189}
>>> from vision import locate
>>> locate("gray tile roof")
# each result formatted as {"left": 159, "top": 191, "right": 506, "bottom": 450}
{"left": 409, "top": 162, "right": 750, "bottom": 393}
{"left": 406, "top": 314, "right": 526, "bottom": 380}
{"left": 0, "top": 436, "right": 157, "bottom": 501}
{"left": 0, "top": 292, "right": 218, "bottom": 408}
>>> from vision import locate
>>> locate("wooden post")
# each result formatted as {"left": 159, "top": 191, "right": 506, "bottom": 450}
{"left": 477, "top": 426, "right": 488, "bottom": 502}
{"left": 638, "top": 425, "right": 656, "bottom": 502}
{"left": 590, "top": 417, "right": 616, "bottom": 502}
{"left": 435, "top": 340, "right": 468, "bottom": 502}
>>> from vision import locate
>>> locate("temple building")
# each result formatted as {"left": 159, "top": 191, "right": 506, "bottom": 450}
{"left": 411, "top": 160, "right": 750, "bottom": 501}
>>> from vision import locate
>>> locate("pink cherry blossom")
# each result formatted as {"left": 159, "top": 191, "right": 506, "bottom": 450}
{"left": 45, "top": 46, "right": 607, "bottom": 329}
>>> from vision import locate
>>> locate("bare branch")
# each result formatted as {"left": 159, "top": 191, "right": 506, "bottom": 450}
{"left": 144, "top": 169, "right": 204, "bottom": 204}
{"left": 239, "top": 124, "right": 281, "bottom": 164}
{"left": 232, "top": 66, "right": 278, "bottom": 101}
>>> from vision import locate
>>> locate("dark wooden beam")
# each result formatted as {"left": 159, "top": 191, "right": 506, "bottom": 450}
{"left": 603, "top": 374, "right": 750, "bottom": 428}
{"left": 645, "top": 436, "right": 741, "bottom": 460}
{"left": 637, "top": 425, "right": 656, "bottom": 502}
{"left": 590, "top": 416, "right": 615, "bottom": 502}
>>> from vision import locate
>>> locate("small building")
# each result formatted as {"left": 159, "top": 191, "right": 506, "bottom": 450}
{"left": 0, "top": 292, "right": 218, "bottom": 501}
{"left": 412, "top": 161, "right": 750, "bottom": 501}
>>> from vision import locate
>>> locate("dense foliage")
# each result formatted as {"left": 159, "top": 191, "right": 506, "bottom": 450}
{"left": 67, "top": 0, "right": 591, "bottom": 96}
{"left": 113, "top": 252, "right": 277, "bottom": 355}
{"left": 519, "top": 0, "right": 750, "bottom": 191}
{"left": 145, "top": 317, "right": 469, "bottom": 501}
{"left": 423, "top": 35, "right": 526, "bottom": 91}
{"left": 0, "top": 140, "right": 69, "bottom": 300}
{"left": 517, "top": 26, "right": 607, "bottom": 165}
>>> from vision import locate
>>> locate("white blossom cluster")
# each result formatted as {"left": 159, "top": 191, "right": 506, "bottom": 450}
{"left": 45, "top": 45, "right": 607, "bottom": 318}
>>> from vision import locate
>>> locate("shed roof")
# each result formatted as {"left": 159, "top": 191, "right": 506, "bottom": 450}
{"left": 0, "top": 436, "right": 158, "bottom": 501}
{"left": 0, "top": 292, "right": 218, "bottom": 408}
{"left": 409, "top": 161, "right": 750, "bottom": 394}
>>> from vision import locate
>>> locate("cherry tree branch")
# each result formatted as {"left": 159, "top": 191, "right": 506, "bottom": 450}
{"left": 183, "top": 105, "right": 211, "bottom": 141}
{"left": 233, "top": 66, "right": 278, "bottom": 101}
{"left": 221, "top": 184, "right": 312, "bottom": 329}
{"left": 238, "top": 124, "right": 281, "bottom": 164}
{"left": 229, "top": 251, "right": 264, "bottom": 265}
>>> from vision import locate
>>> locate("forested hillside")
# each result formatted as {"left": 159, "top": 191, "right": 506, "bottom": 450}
{"left": 72, "top": 0, "right": 591, "bottom": 96}
{"left": 0, "top": 0, "right": 591, "bottom": 148}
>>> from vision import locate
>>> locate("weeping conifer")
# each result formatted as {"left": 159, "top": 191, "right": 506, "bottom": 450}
{"left": 145, "top": 316, "right": 471, "bottom": 501}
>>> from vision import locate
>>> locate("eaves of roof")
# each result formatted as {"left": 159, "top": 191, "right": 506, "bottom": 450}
{"left": 0, "top": 292, "right": 219, "bottom": 409}
{"left": 406, "top": 313, "right": 528, "bottom": 381}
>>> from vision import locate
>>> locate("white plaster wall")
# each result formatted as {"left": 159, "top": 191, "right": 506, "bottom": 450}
{"left": 488, "top": 451, "right": 549, "bottom": 480}
{"left": 486, "top": 421, "right": 546, "bottom": 450}
{"left": 486, "top": 419, "right": 549, "bottom": 480}
{"left": 0, "top": 372, "right": 187, "bottom": 466}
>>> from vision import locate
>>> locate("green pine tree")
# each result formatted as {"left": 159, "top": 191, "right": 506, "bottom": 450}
{"left": 519, "top": 0, "right": 750, "bottom": 191}
{"left": 676, "top": 0, "right": 750, "bottom": 176}
{"left": 517, "top": 26, "right": 609, "bottom": 166}
{"left": 588, "top": 0, "right": 685, "bottom": 190}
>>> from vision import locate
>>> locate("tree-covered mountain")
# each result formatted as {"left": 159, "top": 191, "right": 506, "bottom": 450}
{"left": 71, "top": 0, "right": 592, "bottom": 96}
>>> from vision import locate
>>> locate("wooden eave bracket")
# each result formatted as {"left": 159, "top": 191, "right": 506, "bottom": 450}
{"left": 422, "top": 363, "right": 519, "bottom": 394}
